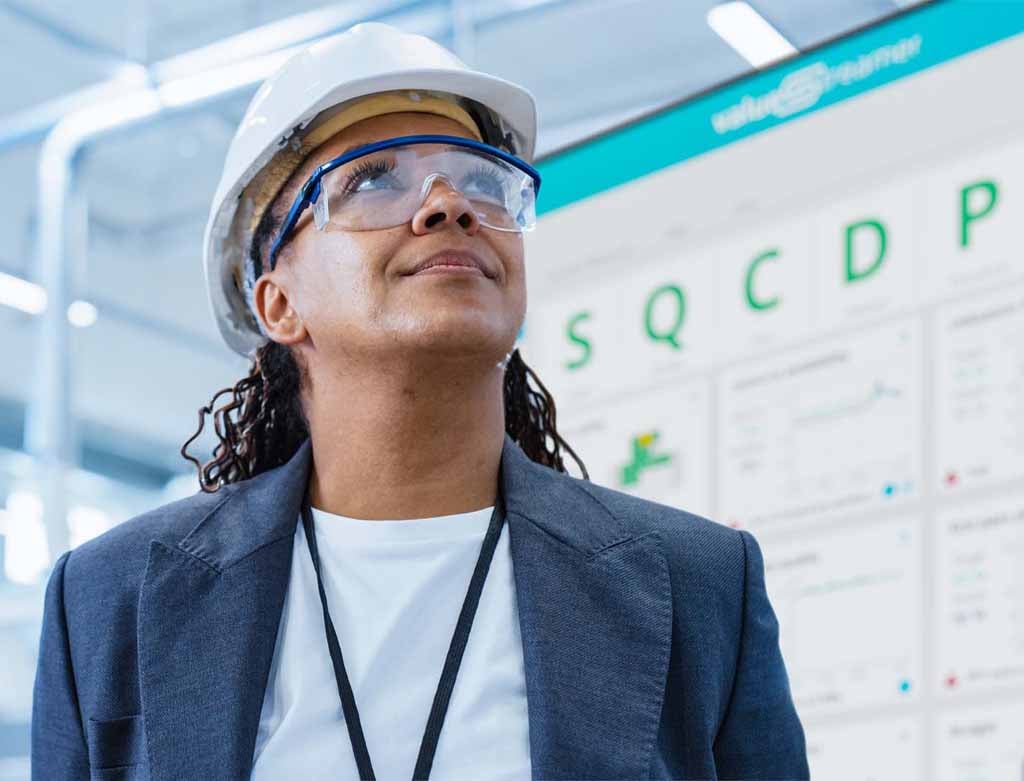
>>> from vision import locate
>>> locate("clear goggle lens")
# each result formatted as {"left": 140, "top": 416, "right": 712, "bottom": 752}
{"left": 310, "top": 142, "right": 537, "bottom": 233}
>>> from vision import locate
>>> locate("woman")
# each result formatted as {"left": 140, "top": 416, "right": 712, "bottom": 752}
{"left": 31, "top": 22, "right": 808, "bottom": 781}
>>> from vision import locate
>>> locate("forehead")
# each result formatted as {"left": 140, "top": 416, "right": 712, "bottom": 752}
{"left": 311, "top": 113, "right": 475, "bottom": 171}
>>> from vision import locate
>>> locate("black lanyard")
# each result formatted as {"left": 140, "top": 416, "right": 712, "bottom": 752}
{"left": 299, "top": 476, "right": 507, "bottom": 781}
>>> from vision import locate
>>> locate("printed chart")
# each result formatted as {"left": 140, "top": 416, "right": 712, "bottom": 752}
{"left": 935, "top": 701, "right": 1024, "bottom": 781}
{"left": 806, "top": 717, "right": 920, "bottom": 781}
{"left": 761, "top": 517, "right": 923, "bottom": 715}
{"left": 717, "top": 319, "right": 922, "bottom": 531}
{"left": 934, "top": 284, "right": 1024, "bottom": 494}
{"left": 935, "top": 492, "right": 1024, "bottom": 696}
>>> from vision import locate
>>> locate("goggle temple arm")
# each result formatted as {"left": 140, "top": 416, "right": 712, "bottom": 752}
{"left": 265, "top": 175, "right": 322, "bottom": 275}
{"left": 310, "top": 179, "right": 328, "bottom": 231}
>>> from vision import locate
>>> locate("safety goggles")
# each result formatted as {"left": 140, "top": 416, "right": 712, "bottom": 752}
{"left": 263, "top": 134, "right": 542, "bottom": 275}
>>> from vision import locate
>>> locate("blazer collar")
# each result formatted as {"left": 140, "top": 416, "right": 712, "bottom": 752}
{"left": 171, "top": 433, "right": 637, "bottom": 569}
{"left": 138, "top": 433, "right": 671, "bottom": 779}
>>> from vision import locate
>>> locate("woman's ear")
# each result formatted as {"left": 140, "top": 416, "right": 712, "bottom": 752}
{"left": 253, "top": 272, "right": 307, "bottom": 345}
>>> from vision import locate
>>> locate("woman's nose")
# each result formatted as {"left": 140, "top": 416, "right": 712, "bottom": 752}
{"left": 410, "top": 177, "right": 482, "bottom": 234}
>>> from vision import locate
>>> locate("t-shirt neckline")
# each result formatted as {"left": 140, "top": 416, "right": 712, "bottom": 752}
{"left": 307, "top": 503, "right": 496, "bottom": 544}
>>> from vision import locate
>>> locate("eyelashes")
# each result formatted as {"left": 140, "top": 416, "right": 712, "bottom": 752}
{"left": 342, "top": 158, "right": 396, "bottom": 194}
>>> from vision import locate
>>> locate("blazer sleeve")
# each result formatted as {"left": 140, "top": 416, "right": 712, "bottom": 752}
{"left": 31, "top": 549, "right": 90, "bottom": 779}
{"left": 713, "top": 529, "right": 810, "bottom": 781}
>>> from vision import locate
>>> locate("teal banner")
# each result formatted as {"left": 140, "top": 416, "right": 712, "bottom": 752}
{"left": 536, "top": 0, "right": 1024, "bottom": 215}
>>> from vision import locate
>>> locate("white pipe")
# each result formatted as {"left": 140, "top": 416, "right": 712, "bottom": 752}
{"left": 25, "top": 90, "right": 162, "bottom": 561}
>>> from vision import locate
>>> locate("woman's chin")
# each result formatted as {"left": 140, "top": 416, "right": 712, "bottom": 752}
{"left": 399, "top": 319, "right": 512, "bottom": 358}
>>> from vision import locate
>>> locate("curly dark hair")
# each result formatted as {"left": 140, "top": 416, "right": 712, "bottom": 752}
{"left": 181, "top": 201, "right": 588, "bottom": 492}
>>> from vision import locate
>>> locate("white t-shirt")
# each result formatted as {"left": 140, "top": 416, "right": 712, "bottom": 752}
{"left": 250, "top": 502, "right": 533, "bottom": 780}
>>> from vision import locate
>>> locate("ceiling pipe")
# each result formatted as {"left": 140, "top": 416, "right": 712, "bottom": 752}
{"left": 0, "top": 0, "right": 427, "bottom": 152}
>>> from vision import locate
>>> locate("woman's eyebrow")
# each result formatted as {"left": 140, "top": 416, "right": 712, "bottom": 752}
{"left": 340, "top": 142, "right": 375, "bottom": 156}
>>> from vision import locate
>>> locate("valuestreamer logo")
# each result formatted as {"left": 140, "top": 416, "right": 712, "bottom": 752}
{"left": 710, "top": 34, "right": 923, "bottom": 135}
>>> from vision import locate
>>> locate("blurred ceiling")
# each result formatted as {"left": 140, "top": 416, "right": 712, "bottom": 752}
{"left": 0, "top": 0, "right": 928, "bottom": 489}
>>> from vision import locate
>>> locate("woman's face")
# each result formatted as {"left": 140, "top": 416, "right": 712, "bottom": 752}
{"left": 254, "top": 111, "right": 527, "bottom": 370}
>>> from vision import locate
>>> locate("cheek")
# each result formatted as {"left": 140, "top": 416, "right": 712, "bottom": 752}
{"left": 496, "top": 233, "right": 525, "bottom": 283}
{"left": 496, "top": 240, "right": 528, "bottom": 328}
{"left": 294, "top": 233, "right": 392, "bottom": 323}
{"left": 505, "top": 240, "right": 528, "bottom": 310}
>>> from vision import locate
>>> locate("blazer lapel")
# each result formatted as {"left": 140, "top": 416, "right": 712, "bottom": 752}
{"left": 138, "top": 441, "right": 313, "bottom": 781}
{"left": 137, "top": 433, "right": 672, "bottom": 781}
{"left": 500, "top": 437, "right": 673, "bottom": 780}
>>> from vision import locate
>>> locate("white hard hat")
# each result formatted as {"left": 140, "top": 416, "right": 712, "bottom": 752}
{"left": 203, "top": 21, "right": 539, "bottom": 358}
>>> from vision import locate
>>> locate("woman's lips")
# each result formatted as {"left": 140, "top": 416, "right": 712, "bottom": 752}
{"left": 406, "top": 250, "right": 492, "bottom": 277}
{"left": 410, "top": 263, "right": 486, "bottom": 277}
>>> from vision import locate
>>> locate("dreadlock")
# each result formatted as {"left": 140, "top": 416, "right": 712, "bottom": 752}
{"left": 181, "top": 200, "right": 588, "bottom": 492}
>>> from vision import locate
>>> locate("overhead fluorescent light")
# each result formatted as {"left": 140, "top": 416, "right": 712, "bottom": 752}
{"left": 0, "top": 272, "right": 97, "bottom": 327}
{"left": 0, "top": 271, "right": 46, "bottom": 315}
{"left": 67, "top": 300, "right": 98, "bottom": 328}
{"left": 707, "top": 1, "right": 798, "bottom": 69}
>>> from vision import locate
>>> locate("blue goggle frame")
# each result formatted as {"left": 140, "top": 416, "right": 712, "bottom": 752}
{"left": 259, "top": 134, "right": 543, "bottom": 277}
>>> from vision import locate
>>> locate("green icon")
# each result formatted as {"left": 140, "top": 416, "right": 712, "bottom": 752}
{"left": 620, "top": 430, "right": 673, "bottom": 486}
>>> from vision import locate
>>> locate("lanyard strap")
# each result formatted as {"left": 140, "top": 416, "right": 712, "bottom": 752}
{"left": 300, "top": 479, "right": 507, "bottom": 781}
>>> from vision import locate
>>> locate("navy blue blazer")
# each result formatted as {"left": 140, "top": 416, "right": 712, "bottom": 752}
{"left": 32, "top": 432, "right": 808, "bottom": 780}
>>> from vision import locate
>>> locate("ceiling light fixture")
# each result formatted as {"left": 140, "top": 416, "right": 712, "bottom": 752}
{"left": 0, "top": 270, "right": 46, "bottom": 315}
{"left": 707, "top": 1, "right": 798, "bottom": 69}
